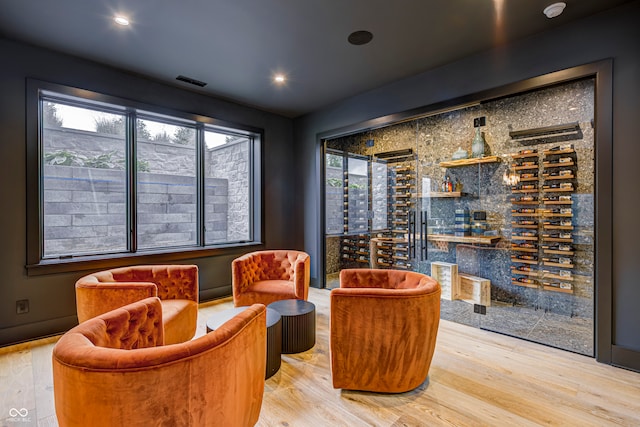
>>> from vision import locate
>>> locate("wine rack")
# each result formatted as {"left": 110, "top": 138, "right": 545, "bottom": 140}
{"left": 377, "top": 163, "right": 415, "bottom": 269}
{"left": 509, "top": 145, "right": 576, "bottom": 293}
{"left": 510, "top": 149, "right": 540, "bottom": 288}
{"left": 540, "top": 146, "right": 576, "bottom": 293}
{"left": 339, "top": 164, "right": 370, "bottom": 266}
{"left": 340, "top": 234, "right": 370, "bottom": 265}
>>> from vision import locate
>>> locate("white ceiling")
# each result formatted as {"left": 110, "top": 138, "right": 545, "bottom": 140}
{"left": 0, "top": 0, "right": 632, "bottom": 117}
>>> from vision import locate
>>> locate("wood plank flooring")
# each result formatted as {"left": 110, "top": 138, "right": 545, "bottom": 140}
{"left": 2, "top": 287, "right": 640, "bottom": 426}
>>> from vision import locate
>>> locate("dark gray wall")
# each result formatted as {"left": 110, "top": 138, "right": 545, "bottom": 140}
{"left": 294, "top": 1, "right": 640, "bottom": 370}
{"left": 0, "top": 38, "right": 295, "bottom": 346}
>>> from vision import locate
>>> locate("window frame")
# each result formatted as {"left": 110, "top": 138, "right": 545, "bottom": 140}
{"left": 26, "top": 79, "right": 263, "bottom": 276}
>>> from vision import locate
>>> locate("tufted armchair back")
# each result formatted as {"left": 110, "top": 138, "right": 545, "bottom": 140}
{"left": 85, "top": 264, "right": 198, "bottom": 302}
{"left": 338, "top": 268, "right": 436, "bottom": 291}
{"left": 76, "top": 265, "right": 199, "bottom": 345}
{"left": 330, "top": 268, "right": 441, "bottom": 393}
{"left": 81, "top": 296, "right": 164, "bottom": 351}
{"left": 53, "top": 297, "right": 267, "bottom": 427}
{"left": 232, "top": 250, "right": 310, "bottom": 307}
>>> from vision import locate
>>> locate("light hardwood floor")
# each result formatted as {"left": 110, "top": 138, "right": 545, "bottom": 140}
{"left": 2, "top": 287, "right": 640, "bottom": 426}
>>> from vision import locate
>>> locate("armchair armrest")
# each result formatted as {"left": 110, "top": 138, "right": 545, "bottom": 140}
{"left": 75, "top": 281, "right": 157, "bottom": 323}
{"left": 232, "top": 256, "right": 253, "bottom": 295}
{"left": 292, "top": 253, "right": 310, "bottom": 300}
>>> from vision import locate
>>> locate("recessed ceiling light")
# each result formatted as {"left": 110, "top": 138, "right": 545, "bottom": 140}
{"left": 273, "top": 74, "right": 286, "bottom": 84}
{"left": 543, "top": 2, "right": 566, "bottom": 18}
{"left": 114, "top": 15, "right": 130, "bottom": 26}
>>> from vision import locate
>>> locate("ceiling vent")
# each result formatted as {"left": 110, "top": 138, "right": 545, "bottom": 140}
{"left": 176, "top": 75, "right": 207, "bottom": 87}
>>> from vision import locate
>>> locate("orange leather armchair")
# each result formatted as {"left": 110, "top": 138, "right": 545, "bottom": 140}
{"left": 75, "top": 264, "right": 198, "bottom": 345}
{"left": 330, "top": 268, "right": 441, "bottom": 393}
{"left": 232, "top": 250, "right": 310, "bottom": 307}
{"left": 53, "top": 297, "right": 266, "bottom": 427}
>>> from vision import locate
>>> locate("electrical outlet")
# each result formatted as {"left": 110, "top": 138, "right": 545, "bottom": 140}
{"left": 473, "top": 116, "right": 486, "bottom": 128}
{"left": 365, "top": 139, "right": 375, "bottom": 147}
{"left": 16, "top": 299, "right": 29, "bottom": 314}
{"left": 473, "top": 304, "right": 487, "bottom": 315}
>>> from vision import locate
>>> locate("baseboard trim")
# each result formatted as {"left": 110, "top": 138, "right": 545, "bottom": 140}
{"left": 200, "top": 285, "right": 232, "bottom": 302}
{"left": 0, "top": 315, "right": 77, "bottom": 349}
{"left": 612, "top": 344, "right": 640, "bottom": 373}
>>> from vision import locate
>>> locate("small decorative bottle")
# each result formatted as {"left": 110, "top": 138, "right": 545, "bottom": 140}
{"left": 471, "top": 127, "right": 485, "bottom": 158}
{"left": 455, "top": 178, "right": 463, "bottom": 193}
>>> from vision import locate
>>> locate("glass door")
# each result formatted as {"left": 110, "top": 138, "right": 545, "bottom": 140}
{"left": 323, "top": 77, "right": 594, "bottom": 356}
{"left": 370, "top": 151, "right": 417, "bottom": 271}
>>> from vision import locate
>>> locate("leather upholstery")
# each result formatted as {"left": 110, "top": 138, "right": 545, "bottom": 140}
{"left": 330, "top": 268, "right": 441, "bottom": 393}
{"left": 232, "top": 250, "right": 310, "bottom": 306}
{"left": 75, "top": 265, "right": 199, "bottom": 344}
{"left": 53, "top": 297, "right": 266, "bottom": 427}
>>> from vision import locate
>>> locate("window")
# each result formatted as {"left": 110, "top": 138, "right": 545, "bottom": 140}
{"left": 28, "top": 82, "right": 262, "bottom": 270}
{"left": 204, "top": 130, "right": 252, "bottom": 244}
{"left": 136, "top": 117, "right": 197, "bottom": 250}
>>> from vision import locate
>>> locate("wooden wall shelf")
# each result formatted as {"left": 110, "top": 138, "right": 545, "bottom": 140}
{"left": 427, "top": 191, "right": 468, "bottom": 198}
{"left": 439, "top": 156, "right": 501, "bottom": 168}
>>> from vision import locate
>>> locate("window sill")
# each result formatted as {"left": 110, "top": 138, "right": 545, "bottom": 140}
{"left": 25, "top": 243, "right": 263, "bottom": 276}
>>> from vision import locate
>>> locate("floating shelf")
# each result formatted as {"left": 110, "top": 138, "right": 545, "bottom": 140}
{"left": 427, "top": 191, "right": 469, "bottom": 198}
{"left": 428, "top": 234, "right": 501, "bottom": 245}
{"left": 439, "top": 156, "right": 501, "bottom": 168}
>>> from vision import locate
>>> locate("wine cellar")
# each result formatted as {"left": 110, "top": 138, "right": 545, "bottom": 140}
{"left": 325, "top": 77, "right": 595, "bottom": 356}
